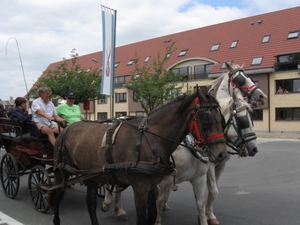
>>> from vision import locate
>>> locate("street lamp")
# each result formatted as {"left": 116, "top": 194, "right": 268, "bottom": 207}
{"left": 6, "top": 37, "right": 29, "bottom": 97}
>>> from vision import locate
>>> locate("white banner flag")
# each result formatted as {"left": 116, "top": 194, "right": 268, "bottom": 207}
{"left": 100, "top": 5, "right": 116, "bottom": 96}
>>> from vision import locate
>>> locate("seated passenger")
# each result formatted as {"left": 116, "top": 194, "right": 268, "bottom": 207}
{"left": 11, "top": 97, "right": 31, "bottom": 136}
{"left": 56, "top": 91, "right": 84, "bottom": 125}
{"left": 31, "top": 87, "right": 66, "bottom": 146}
{"left": 0, "top": 103, "right": 7, "bottom": 118}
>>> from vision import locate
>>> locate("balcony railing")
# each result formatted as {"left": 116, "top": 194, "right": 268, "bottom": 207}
{"left": 275, "top": 61, "right": 300, "bottom": 71}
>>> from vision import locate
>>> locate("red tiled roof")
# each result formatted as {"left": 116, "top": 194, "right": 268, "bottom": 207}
{"left": 37, "top": 6, "right": 300, "bottom": 86}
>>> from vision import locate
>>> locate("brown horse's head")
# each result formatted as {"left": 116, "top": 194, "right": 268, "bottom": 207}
{"left": 186, "top": 88, "right": 227, "bottom": 163}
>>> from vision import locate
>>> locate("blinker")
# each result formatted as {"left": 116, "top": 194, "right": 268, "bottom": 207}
{"left": 232, "top": 74, "right": 246, "bottom": 86}
{"left": 237, "top": 115, "right": 250, "bottom": 129}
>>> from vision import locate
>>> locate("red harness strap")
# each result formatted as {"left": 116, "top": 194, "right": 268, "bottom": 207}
{"left": 189, "top": 98, "right": 224, "bottom": 146}
{"left": 228, "top": 74, "right": 256, "bottom": 95}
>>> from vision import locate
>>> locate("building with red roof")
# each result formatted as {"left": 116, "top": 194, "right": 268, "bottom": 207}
{"left": 33, "top": 6, "right": 300, "bottom": 133}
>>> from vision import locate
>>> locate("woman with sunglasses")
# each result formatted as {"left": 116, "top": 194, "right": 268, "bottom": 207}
{"left": 56, "top": 91, "right": 84, "bottom": 125}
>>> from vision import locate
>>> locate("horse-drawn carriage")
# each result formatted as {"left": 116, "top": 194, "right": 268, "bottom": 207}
{"left": 0, "top": 117, "right": 55, "bottom": 212}
{"left": 0, "top": 88, "right": 228, "bottom": 225}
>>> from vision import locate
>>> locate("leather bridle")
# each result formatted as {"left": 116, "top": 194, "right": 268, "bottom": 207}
{"left": 223, "top": 103, "right": 257, "bottom": 157}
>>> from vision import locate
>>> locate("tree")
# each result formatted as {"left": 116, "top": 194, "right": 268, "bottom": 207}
{"left": 125, "top": 42, "right": 185, "bottom": 115}
{"left": 35, "top": 49, "right": 102, "bottom": 103}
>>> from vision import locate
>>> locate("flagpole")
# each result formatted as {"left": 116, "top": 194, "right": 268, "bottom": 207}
{"left": 111, "top": 9, "right": 117, "bottom": 119}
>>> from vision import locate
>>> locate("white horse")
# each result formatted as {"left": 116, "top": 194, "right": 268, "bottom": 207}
{"left": 205, "top": 62, "right": 267, "bottom": 225}
{"left": 100, "top": 62, "right": 267, "bottom": 225}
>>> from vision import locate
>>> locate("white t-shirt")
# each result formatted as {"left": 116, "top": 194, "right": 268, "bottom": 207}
{"left": 31, "top": 97, "right": 57, "bottom": 126}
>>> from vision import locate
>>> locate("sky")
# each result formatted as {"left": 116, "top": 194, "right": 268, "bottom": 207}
{"left": 0, "top": 0, "right": 299, "bottom": 100}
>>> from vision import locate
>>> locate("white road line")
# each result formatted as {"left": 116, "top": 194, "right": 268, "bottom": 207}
{"left": 0, "top": 211, "right": 23, "bottom": 225}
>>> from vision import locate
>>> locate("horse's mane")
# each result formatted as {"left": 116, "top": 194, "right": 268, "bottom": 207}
{"left": 208, "top": 63, "right": 244, "bottom": 93}
{"left": 148, "top": 92, "right": 219, "bottom": 116}
{"left": 148, "top": 93, "right": 191, "bottom": 116}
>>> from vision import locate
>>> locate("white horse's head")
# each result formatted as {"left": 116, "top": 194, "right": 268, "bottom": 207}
{"left": 225, "top": 62, "right": 267, "bottom": 106}
{"left": 209, "top": 73, "right": 258, "bottom": 157}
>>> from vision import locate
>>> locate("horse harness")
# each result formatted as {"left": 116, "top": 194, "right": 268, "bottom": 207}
{"left": 223, "top": 103, "right": 257, "bottom": 157}
{"left": 53, "top": 97, "right": 225, "bottom": 190}
{"left": 228, "top": 68, "right": 260, "bottom": 102}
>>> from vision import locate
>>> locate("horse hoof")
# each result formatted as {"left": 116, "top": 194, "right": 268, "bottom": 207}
{"left": 101, "top": 203, "right": 110, "bottom": 212}
{"left": 117, "top": 214, "right": 129, "bottom": 221}
{"left": 207, "top": 218, "right": 220, "bottom": 225}
{"left": 162, "top": 204, "right": 170, "bottom": 212}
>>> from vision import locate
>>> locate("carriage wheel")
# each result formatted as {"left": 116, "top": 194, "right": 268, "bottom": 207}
{"left": 28, "top": 165, "right": 51, "bottom": 213}
{"left": 0, "top": 153, "right": 20, "bottom": 199}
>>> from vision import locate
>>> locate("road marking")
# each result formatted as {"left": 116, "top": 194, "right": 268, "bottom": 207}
{"left": 0, "top": 211, "right": 23, "bottom": 225}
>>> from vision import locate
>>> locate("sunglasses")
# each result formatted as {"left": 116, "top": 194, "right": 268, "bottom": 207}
{"left": 68, "top": 97, "right": 75, "bottom": 100}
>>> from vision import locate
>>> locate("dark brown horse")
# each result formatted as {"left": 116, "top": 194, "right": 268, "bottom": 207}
{"left": 49, "top": 90, "right": 228, "bottom": 225}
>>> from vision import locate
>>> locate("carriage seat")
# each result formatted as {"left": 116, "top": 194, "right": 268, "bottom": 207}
{"left": 0, "top": 117, "right": 31, "bottom": 140}
{"left": 27, "top": 121, "right": 49, "bottom": 141}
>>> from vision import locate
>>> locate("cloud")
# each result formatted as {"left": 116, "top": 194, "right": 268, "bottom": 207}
{"left": 0, "top": 0, "right": 298, "bottom": 100}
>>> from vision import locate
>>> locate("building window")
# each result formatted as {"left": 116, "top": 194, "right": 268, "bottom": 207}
{"left": 275, "top": 79, "right": 300, "bottom": 94}
{"left": 127, "top": 59, "right": 134, "bottom": 65}
{"left": 166, "top": 88, "right": 182, "bottom": 100}
{"left": 193, "top": 64, "right": 213, "bottom": 80}
{"left": 114, "top": 75, "right": 129, "bottom": 88}
{"left": 262, "top": 35, "right": 270, "bottom": 43}
{"left": 98, "top": 96, "right": 107, "bottom": 104}
{"left": 86, "top": 67, "right": 92, "bottom": 72}
{"left": 115, "top": 112, "right": 127, "bottom": 118}
{"left": 230, "top": 40, "right": 238, "bottom": 48}
{"left": 221, "top": 60, "right": 232, "bottom": 69}
{"left": 287, "top": 31, "right": 299, "bottom": 39}
{"left": 115, "top": 62, "right": 120, "bottom": 68}
{"left": 165, "top": 52, "right": 171, "bottom": 59}
{"left": 144, "top": 56, "right": 151, "bottom": 63}
{"left": 97, "top": 112, "right": 107, "bottom": 121}
{"left": 252, "top": 109, "right": 263, "bottom": 121}
{"left": 251, "top": 57, "right": 263, "bottom": 65}
{"left": 275, "top": 52, "right": 300, "bottom": 71}
{"left": 210, "top": 44, "right": 220, "bottom": 51}
{"left": 115, "top": 93, "right": 127, "bottom": 103}
{"left": 276, "top": 108, "right": 300, "bottom": 121}
{"left": 178, "top": 49, "right": 188, "bottom": 57}
{"left": 172, "top": 67, "right": 189, "bottom": 79}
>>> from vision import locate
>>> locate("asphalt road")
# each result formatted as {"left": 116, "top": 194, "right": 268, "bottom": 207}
{"left": 0, "top": 138, "right": 299, "bottom": 225}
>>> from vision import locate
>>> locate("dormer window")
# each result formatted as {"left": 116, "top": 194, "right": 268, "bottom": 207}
{"left": 178, "top": 49, "right": 188, "bottom": 57}
{"left": 210, "top": 44, "right": 220, "bottom": 51}
{"left": 230, "top": 41, "right": 238, "bottom": 48}
{"left": 262, "top": 35, "right": 270, "bottom": 43}
{"left": 144, "top": 56, "right": 151, "bottom": 63}
{"left": 165, "top": 52, "right": 171, "bottom": 59}
{"left": 221, "top": 60, "right": 232, "bottom": 69}
{"left": 251, "top": 57, "right": 263, "bottom": 65}
{"left": 127, "top": 59, "right": 134, "bottom": 66}
{"left": 288, "top": 31, "right": 299, "bottom": 39}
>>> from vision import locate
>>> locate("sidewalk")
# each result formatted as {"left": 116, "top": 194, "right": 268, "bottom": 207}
{"left": 256, "top": 131, "right": 300, "bottom": 140}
